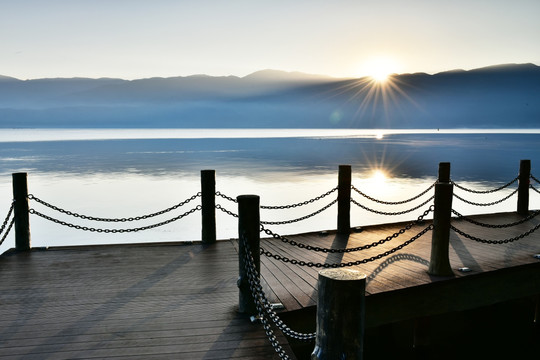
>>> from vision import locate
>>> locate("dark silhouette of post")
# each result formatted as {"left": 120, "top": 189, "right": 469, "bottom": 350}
{"left": 337, "top": 165, "right": 351, "bottom": 234}
{"left": 428, "top": 162, "right": 453, "bottom": 276}
{"left": 312, "top": 269, "right": 366, "bottom": 360}
{"left": 237, "top": 195, "right": 260, "bottom": 314}
{"left": 517, "top": 159, "right": 530, "bottom": 216}
{"left": 12, "top": 172, "right": 31, "bottom": 251}
{"left": 201, "top": 170, "right": 216, "bottom": 244}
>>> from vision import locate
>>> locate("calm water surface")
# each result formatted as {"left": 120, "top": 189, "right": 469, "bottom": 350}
{"left": 1, "top": 129, "right": 539, "bottom": 252}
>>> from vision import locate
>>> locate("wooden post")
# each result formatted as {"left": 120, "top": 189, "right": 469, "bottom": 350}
{"left": 201, "top": 169, "right": 216, "bottom": 244}
{"left": 311, "top": 269, "right": 366, "bottom": 360}
{"left": 517, "top": 159, "right": 530, "bottom": 216}
{"left": 237, "top": 195, "right": 260, "bottom": 314}
{"left": 428, "top": 162, "right": 453, "bottom": 276}
{"left": 12, "top": 172, "right": 31, "bottom": 251}
{"left": 337, "top": 165, "right": 351, "bottom": 234}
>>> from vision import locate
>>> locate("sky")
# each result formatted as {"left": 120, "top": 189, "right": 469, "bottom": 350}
{"left": 1, "top": 0, "right": 539, "bottom": 80}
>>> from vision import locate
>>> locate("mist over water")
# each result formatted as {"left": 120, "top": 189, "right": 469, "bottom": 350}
{"left": 1, "top": 129, "right": 539, "bottom": 251}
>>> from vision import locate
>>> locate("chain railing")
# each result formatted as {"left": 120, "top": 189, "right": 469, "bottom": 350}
{"left": 531, "top": 184, "right": 540, "bottom": 195}
{"left": 260, "top": 187, "right": 338, "bottom": 209}
{"left": 531, "top": 174, "right": 540, "bottom": 184}
{"left": 260, "top": 199, "right": 337, "bottom": 225}
{"left": 451, "top": 209, "right": 540, "bottom": 228}
{"left": 450, "top": 222, "right": 540, "bottom": 245}
{"left": 29, "top": 206, "right": 201, "bottom": 233}
{"left": 260, "top": 206, "right": 433, "bottom": 253}
{"left": 351, "top": 195, "right": 435, "bottom": 216}
{"left": 260, "top": 224, "right": 433, "bottom": 268}
{"left": 452, "top": 188, "right": 518, "bottom": 207}
{"left": 0, "top": 201, "right": 15, "bottom": 247}
{"left": 25, "top": 193, "right": 203, "bottom": 234}
{"left": 216, "top": 196, "right": 338, "bottom": 226}
{"left": 451, "top": 177, "right": 518, "bottom": 194}
{"left": 242, "top": 235, "right": 313, "bottom": 359}
{"left": 28, "top": 193, "right": 201, "bottom": 222}
{"left": 351, "top": 182, "right": 435, "bottom": 205}
{"left": 216, "top": 187, "right": 338, "bottom": 210}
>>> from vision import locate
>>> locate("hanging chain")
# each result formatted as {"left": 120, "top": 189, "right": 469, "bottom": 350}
{"left": 451, "top": 209, "right": 540, "bottom": 228}
{"left": 351, "top": 196, "right": 434, "bottom": 216}
{"left": 0, "top": 201, "right": 15, "bottom": 235}
{"left": 530, "top": 185, "right": 540, "bottom": 194}
{"left": 530, "top": 174, "right": 540, "bottom": 184}
{"left": 351, "top": 182, "right": 435, "bottom": 205}
{"left": 27, "top": 193, "right": 201, "bottom": 222}
{"left": 0, "top": 201, "right": 15, "bottom": 247}
{"left": 216, "top": 187, "right": 338, "bottom": 210}
{"left": 260, "top": 224, "right": 433, "bottom": 268}
{"left": 242, "top": 236, "right": 316, "bottom": 342}
{"left": 453, "top": 188, "right": 518, "bottom": 207}
{"left": 29, "top": 206, "right": 201, "bottom": 233}
{"left": 242, "top": 237, "right": 311, "bottom": 359}
{"left": 215, "top": 204, "right": 239, "bottom": 218}
{"left": 261, "top": 199, "right": 337, "bottom": 225}
{"left": 260, "top": 187, "right": 338, "bottom": 209}
{"left": 215, "top": 191, "right": 238, "bottom": 203}
{"left": 260, "top": 206, "right": 434, "bottom": 253}
{"left": 451, "top": 222, "right": 540, "bottom": 244}
{"left": 451, "top": 177, "right": 518, "bottom": 194}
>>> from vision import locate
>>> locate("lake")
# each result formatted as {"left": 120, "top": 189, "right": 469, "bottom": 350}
{"left": 1, "top": 128, "right": 539, "bottom": 253}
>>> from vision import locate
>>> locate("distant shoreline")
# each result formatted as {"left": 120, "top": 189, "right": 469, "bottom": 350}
{"left": 2, "top": 128, "right": 540, "bottom": 143}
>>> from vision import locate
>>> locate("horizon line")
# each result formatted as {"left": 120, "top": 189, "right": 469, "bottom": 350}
{"left": 2, "top": 62, "right": 538, "bottom": 82}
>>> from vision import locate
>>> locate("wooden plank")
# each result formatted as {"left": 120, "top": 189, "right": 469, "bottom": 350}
{"left": 1, "top": 211, "right": 539, "bottom": 358}
{"left": 0, "top": 241, "right": 296, "bottom": 360}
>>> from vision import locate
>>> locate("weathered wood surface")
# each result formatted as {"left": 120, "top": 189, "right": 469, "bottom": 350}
{"left": 250, "top": 211, "right": 540, "bottom": 325}
{"left": 0, "top": 242, "right": 292, "bottom": 360}
{"left": 1, "top": 212, "right": 539, "bottom": 359}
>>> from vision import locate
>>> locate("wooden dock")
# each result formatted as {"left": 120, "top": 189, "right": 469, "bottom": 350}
{"left": 1, "top": 212, "right": 539, "bottom": 359}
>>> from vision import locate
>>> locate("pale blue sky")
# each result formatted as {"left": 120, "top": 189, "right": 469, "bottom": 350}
{"left": 1, "top": 0, "right": 539, "bottom": 79}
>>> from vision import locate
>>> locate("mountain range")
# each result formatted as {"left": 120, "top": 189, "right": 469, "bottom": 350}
{"left": 0, "top": 63, "right": 539, "bottom": 128}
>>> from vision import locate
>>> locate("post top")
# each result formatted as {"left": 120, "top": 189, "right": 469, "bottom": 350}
{"left": 319, "top": 268, "right": 366, "bottom": 281}
{"left": 237, "top": 194, "right": 260, "bottom": 201}
{"left": 438, "top": 162, "right": 451, "bottom": 183}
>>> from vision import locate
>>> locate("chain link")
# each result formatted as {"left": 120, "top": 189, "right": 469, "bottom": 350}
{"left": 215, "top": 204, "right": 239, "bottom": 218}
{"left": 451, "top": 223, "right": 540, "bottom": 244}
{"left": 351, "top": 182, "right": 435, "bottom": 205}
{"left": 0, "top": 202, "right": 15, "bottom": 247}
{"left": 530, "top": 185, "right": 540, "bottom": 194}
{"left": 215, "top": 191, "right": 238, "bottom": 203}
{"left": 453, "top": 188, "right": 518, "bottom": 207}
{"left": 451, "top": 177, "right": 518, "bottom": 194}
{"left": 530, "top": 174, "right": 540, "bottom": 184}
{"left": 261, "top": 224, "right": 433, "bottom": 268}
{"left": 351, "top": 196, "right": 434, "bottom": 216}
{"left": 260, "top": 206, "right": 434, "bottom": 253}
{"left": 27, "top": 193, "right": 201, "bottom": 222}
{"left": 0, "top": 201, "right": 15, "bottom": 235}
{"left": 29, "top": 206, "right": 201, "bottom": 233}
{"left": 451, "top": 209, "right": 540, "bottom": 228}
{"left": 260, "top": 199, "right": 337, "bottom": 225}
{"left": 261, "top": 187, "right": 338, "bottom": 209}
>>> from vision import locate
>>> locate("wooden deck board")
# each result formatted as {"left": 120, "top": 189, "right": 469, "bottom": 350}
{"left": 1, "top": 212, "right": 539, "bottom": 358}
{"left": 0, "top": 242, "right": 294, "bottom": 360}
{"left": 256, "top": 212, "right": 540, "bottom": 315}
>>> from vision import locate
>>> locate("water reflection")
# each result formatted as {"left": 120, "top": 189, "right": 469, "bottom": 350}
{"left": 0, "top": 132, "right": 539, "bottom": 249}
{"left": 1, "top": 133, "right": 538, "bottom": 181}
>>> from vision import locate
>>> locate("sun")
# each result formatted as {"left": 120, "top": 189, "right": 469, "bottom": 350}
{"left": 360, "top": 57, "right": 399, "bottom": 83}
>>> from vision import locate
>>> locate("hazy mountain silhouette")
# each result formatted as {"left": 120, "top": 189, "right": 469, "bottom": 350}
{"left": 0, "top": 64, "right": 538, "bottom": 128}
